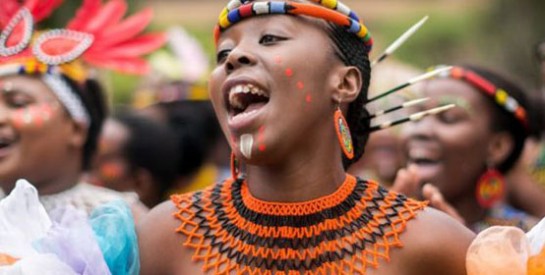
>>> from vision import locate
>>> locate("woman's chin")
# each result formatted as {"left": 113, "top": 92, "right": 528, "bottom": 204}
{"left": 411, "top": 162, "right": 443, "bottom": 185}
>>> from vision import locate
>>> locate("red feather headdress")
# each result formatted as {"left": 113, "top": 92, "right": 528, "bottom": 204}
{"left": 0, "top": 0, "right": 165, "bottom": 127}
{"left": 0, "top": 0, "right": 165, "bottom": 79}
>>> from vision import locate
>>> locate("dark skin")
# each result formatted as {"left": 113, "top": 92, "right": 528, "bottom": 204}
{"left": 139, "top": 13, "right": 473, "bottom": 275}
{"left": 89, "top": 118, "right": 133, "bottom": 190}
{"left": 89, "top": 118, "right": 161, "bottom": 208}
{"left": 404, "top": 78, "right": 516, "bottom": 225}
{"left": 140, "top": 204, "right": 473, "bottom": 274}
{"left": 0, "top": 75, "right": 87, "bottom": 195}
{"left": 349, "top": 128, "right": 406, "bottom": 186}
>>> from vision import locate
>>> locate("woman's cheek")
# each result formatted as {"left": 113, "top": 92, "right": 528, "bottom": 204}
{"left": 10, "top": 103, "right": 57, "bottom": 129}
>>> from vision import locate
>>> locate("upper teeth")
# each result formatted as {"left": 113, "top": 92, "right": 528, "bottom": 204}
{"left": 229, "top": 84, "right": 268, "bottom": 109}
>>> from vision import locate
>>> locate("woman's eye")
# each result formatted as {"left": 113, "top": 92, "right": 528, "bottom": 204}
{"left": 437, "top": 111, "right": 462, "bottom": 124}
{"left": 9, "top": 99, "right": 31, "bottom": 108}
{"left": 5, "top": 94, "right": 32, "bottom": 108}
{"left": 216, "top": 49, "right": 231, "bottom": 64}
{"left": 259, "top": 34, "right": 286, "bottom": 45}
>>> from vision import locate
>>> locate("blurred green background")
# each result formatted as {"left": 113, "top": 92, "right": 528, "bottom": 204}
{"left": 43, "top": 0, "right": 545, "bottom": 105}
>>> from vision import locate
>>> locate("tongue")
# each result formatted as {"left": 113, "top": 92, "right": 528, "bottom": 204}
{"left": 241, "top": 102, "right": 267, "bottom": 114}
{"left": 413, "top": 159, "right": 439, "bottom": 165}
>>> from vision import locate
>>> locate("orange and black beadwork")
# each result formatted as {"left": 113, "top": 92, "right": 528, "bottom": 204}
{"left": 172, "top": 175, "right": 427, "bottom": 274}
{"left": 214, "top": 0, "right": 373, "bottom": 53}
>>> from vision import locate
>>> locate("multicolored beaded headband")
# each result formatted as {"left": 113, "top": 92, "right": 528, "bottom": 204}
{"left": 214, "top": 0, "right": 373, "bottom": 52}
{"left": 0, "top": 0, "right": 165, "bottom": 127}
{"left": 435, "top": 65, "right": 528, "bottom": 129}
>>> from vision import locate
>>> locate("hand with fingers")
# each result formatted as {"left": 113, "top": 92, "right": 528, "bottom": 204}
{"left": 391, "top": 165, "right": 465, "bottom": 225}
{"left": 390, "top": 164, "right": 421, "bottom": 198}
{"left": 422, "top": 183, "right": 465, "bottom": 225}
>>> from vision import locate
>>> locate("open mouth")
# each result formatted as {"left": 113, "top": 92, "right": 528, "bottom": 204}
{"left": 406, "top": 146, "right": 444, "bottom": 182}
{"left": 226, "top": 83, "right": 270, "bottom": 121}
{"left": 407, "top": 148, "right": 440, "bottom": 166}
{"left": 0, "top": 135, "right": 16, "bottom": 158}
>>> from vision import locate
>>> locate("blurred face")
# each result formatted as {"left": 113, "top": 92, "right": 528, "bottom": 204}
{"left": 209, "top": 15, "right": 340, "bottom": 164}
{"left": 0, "top": 75, "right": 81, "bottom": 189}
{"left": 351, "top": 128, "right": 405, "bottom": 184}
{"left": 89, "top": 119, "right": 133, "bottom": 191}
{"left": 403, "top": 78, "right": 496, "bottom": 200}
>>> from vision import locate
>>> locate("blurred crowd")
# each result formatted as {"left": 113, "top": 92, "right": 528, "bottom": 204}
{"left": 61, "top": 31, "right": 545, "bottom": 237}
{"left": 2, "top": 22, "right": 545, "bottom": 230}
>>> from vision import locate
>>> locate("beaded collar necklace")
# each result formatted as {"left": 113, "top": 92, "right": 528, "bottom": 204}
{"left": 172, "top": 174, "right": 427, "bottom": 274}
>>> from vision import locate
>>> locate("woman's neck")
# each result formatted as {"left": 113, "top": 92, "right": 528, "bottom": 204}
{"left": 451, "top": 190, "right": 487, "bottom": 226}
{"left": 38, "top": 171, "right": 81, "bottom": 196}
{"left": 35, "top": 155, "right": 83, "bottom": 196}
{"left": 244, "top": 149, "right": 347, "bottom": 203}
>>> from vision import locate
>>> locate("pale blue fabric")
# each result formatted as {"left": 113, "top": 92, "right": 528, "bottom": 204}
{"left": 90, "top": 200, "right": 140, "bottom": 275}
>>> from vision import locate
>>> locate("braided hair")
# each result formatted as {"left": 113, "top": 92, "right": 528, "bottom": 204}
{"left": 60, "top": 75, "right": 108, "bottom": 171}
{"left": 327, "top": 24, "right": 372, "bottom": 169}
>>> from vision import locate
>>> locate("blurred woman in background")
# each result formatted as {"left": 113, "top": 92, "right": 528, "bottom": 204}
{"left": 404, "top": 65, "right": 538, "bottom": 232}
{"left": 89, "top": 110, "right": 180, "bottom": 208}
{"left": 0, "top": 0, "right": 163, "bottom": 272}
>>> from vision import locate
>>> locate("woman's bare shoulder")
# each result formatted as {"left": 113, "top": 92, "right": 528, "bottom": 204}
{"left": 397, "top": 207, "right": 475, "bottom": 275}
{"left": 137, "top": 198, "right": 196, "bottom": 275}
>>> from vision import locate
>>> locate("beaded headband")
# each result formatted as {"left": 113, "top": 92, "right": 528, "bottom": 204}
{"left": 434, "top": 66, "right": 528, "bottom": 129}
{"left": 0, "top": 61, "right": 90, "bottom": 125}
{"left": 214, "top": 0, "right": 373, "bottom": 52}
{"left": 0, "top": 0, "right": 165, "bottom": 127}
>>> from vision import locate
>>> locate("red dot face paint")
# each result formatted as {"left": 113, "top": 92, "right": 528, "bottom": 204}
{"left": 305, "top": 94, "right": 312, "bottom": 103}
{"left": 296, "top": 81, "right": 304, "bottom": 90}
{"left": 285, "top": 68, "right": 293, "bottom": 77}
{"left": 302, "top": 93, "right": 313, "bottom": 111}
{"left": 11, "top": 103, "right": 55, "bottom": 129}
{"left": 99, "top": 161, "right": 126, "bottom": 182}
{"left": 257, "top": 126, "right": 266, "bottom": 152}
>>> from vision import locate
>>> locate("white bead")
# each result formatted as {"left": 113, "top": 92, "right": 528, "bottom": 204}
{"left": 336, "top": 2, "right": 351, "bottom": 16}
{"left": 227, "top": 0, "right": 243, "bottom": 11}
{"left": 505, "top": 97, "right": 518, "bottom": 112}
{"left": 253, "top": 2, "right": 269, "bottom": 14}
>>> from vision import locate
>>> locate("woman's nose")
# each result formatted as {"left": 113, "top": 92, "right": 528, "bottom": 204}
{"left": 405, "top": 115, "right": 436, "bottom": 141}
{"left": 225, "top": 47, "right": 257, "bottom": 74}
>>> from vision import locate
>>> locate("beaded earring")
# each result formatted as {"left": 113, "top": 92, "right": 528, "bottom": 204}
{"left": 334, "top": 106, "right": 354, "bottom": 159}
{"left": 476, "top": 167, "right": 505, "bottom": 208}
